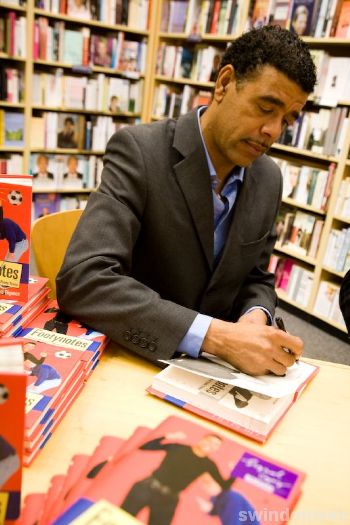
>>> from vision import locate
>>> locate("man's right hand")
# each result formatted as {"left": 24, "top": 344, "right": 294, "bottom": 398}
{"left": 201, "top": 318, "right": 303, "bottom": 376}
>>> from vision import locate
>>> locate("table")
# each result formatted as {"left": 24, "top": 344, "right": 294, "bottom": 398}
{"left": 23, "top": 344, "right": 350, "bottom": 525}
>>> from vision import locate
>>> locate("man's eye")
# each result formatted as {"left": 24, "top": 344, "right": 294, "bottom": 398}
{"left": 259, "top": 106, "right": 273, "bottom": 114}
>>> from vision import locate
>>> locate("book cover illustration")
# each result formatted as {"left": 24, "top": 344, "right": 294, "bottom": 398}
{"left": 3, "top": 112, "right": 24, "bottom": 147}
{"left": 57, "top": 114, "right": 84, "bottom": 150}
{"left": 149, "top": 354, "right": 318, "bottom": 442}
{"left": 0, "top": 340, "right": 26, "bottom": 522}
{"left": 15, "top": 300, "right": 107, "bottom": 438}
{"left": 0, "top": 275, "right": 49, "bottom": 335}
{"left": 0, "top": 175, "right": 32, "bottom": 303}
{"left": 56, "top": 416, "right": 305, "bottom": 525}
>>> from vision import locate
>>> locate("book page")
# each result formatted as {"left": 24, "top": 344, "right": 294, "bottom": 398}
{"left": 160, "top": 354, "right": 318, "bottom": 398}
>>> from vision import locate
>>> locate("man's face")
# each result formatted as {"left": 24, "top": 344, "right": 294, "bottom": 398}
{"left": 197, "top": 435, "right": 222, "bottom": 455}
{"left": 201, "top": 65, "right": 308, "bottom": 175}
{"left": 37, "top": 157, "right": 48, "bottom": 172}
{"left": 293, "top": 13, "right": 308, "bottom": 35}
{"left": 68, "top": 158, "right": 78, "bottom": 172}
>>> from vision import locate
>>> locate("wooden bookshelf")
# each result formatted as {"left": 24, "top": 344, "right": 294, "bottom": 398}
{"left": 1, "top": 0, "right": 349, "bottom": 334}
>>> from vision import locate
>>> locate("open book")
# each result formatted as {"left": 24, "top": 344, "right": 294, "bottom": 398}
{"left": 148, "top": 353, "right": 319, "bottom": 442}
{"left": 0, "top": 338, "right": 26, "bottom": 521}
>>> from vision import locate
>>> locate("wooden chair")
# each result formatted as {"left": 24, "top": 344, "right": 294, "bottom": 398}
{"left": 31, "top": 209, "right": 83, "bottom": 298}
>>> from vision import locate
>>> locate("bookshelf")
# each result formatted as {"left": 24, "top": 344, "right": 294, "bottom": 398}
{"left": 148, "top": 0, "right": 350, "bottom": 334}
{"left": 0, "top": 0, "right": 158, "bottom": 212}
{"left": 1, "top": 0, "right": 349, "bottom": 334}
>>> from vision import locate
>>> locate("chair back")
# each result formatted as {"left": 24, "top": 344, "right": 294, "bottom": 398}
{"left": 31, "top": 209, "right": 83, "bottom": 297}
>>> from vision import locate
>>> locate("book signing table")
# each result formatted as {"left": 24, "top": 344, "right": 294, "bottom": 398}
{"left": 22, "top": 343, "right": 350, "bottom": 525}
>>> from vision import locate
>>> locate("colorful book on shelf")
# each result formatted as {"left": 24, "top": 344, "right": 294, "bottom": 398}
{"left": 0, "top": 338, "right": 26, "bottom": 522}
{"left": 32, "top": 193, "right": 61, "bottom": 221}
{"left": 0, "top": 174, "right": 32, "bottom": 303}
{"left": 2, "top": 111, "right": 24, "bottom": 147}
{"left": 53, "top": 415, "right": 307, "bottom": 525}
{"left": 148, "top": 354, "right": 319, "bottom": 443}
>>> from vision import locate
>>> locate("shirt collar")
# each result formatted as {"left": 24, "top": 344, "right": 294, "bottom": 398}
{"left": 196, "top": 106, "right": 245, "bottom": 191}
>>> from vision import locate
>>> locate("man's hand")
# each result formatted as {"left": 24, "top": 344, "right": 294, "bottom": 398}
{"left": 201, "top": 318, "right": 303, "bottom": 376}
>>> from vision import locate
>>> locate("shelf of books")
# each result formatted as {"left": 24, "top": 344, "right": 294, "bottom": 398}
{"left": 1, "top": 0, "right": 157, "bottom": 219}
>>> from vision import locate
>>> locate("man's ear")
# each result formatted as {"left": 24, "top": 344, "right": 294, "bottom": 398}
{"left": 214, "top": 64, "right": 234, "bottom": 101}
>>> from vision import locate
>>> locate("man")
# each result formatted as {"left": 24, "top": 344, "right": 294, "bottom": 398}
{"left": 33, "top": 154, "right": 55, "bottom": 189}
{"left": 340, "top": 269, "right": 350, "bottom": 333}
{"left": 62, "top": 156, "right": 84, "bottom": 188}
{"left": 121, "top": 432, "right": 231, "bottom": 525}
{"left": 57, "top": 26, "right": 316, "bottom": 376}
{"left": 57, "top": 117, "right": 77, "bottom": 149}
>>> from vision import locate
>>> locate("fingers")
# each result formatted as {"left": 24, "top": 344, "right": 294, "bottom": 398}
{"left": 269, "top": 360, "right": 287, "bottom": 376}
{"left": 277, "top": 330, "right": 304, "bottom": 357}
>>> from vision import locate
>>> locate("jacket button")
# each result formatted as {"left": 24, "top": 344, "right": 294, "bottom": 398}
{"left": 131, "top": 335, "right": 140, "bottom": 345}
{"left": 124, "top": 330, "right": 131, "bottom": 341}
{"left": 148, "top": 341, "right": 157, "bottom": 352}
{"left": 140, "top": 337, "right": 148, "bottom": 348}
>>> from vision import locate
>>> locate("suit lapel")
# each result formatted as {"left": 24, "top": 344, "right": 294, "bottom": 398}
{"left": 173, "top": 111, "right": 214, "bottom": 269}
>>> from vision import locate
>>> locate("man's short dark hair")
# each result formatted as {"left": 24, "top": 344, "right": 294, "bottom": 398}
{"left": 220, "top": 25, "right": 316, "bottom": 94}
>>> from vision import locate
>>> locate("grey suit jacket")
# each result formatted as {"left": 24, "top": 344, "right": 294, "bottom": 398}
{"left": 56, "top": 109, "right": 282, "bottom": 362}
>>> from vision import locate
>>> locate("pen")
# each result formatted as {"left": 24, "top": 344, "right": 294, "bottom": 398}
{"left": 275, "top": 316, "right": 299, "bottom": 363}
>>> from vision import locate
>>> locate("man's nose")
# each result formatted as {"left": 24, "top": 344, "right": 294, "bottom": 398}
{"left": 261, "top": 117, "right": 284, "bottom": 141}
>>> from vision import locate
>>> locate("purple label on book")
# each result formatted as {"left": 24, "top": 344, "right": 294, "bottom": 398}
{"left": 231, "top": 452, "right": 298, "bottom": 499}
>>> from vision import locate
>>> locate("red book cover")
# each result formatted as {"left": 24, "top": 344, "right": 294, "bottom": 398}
{"left": 23, "top": 380, "right": 85, "bottom": 467}
{"left": 0, "top": 339, "right": 26, "bottom": 522}
{"left": 56, "top": 436, "right": 126, "bottom": 516}
{"left": 58, "top": 416, "right": 305, "bottom": 525}
{"left": 16, "top": 493, "right": 46, "bottom": 525}
{"left": 14, "top": 301, "right": 105, "bottom": 439}
{"left": 0, "top": 175, "right": 32, "bottom": 304}
{"left": 49, "top": 454, "right": 91, "bottom": 521}
{"left": 0, "top": 276, "right": 48, "bottom": 334}
{"left": 60, "top": 427, "right": 151, "bottom": 515}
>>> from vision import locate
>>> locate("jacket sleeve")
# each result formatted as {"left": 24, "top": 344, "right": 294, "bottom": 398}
{"left": 56, "top": 127, "right": 197, "bottom": 363}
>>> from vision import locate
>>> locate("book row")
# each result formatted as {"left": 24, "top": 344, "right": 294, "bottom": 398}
{"left": 153, "top": 83, "right": 212, "bottom": 119}
{"left": 35, "top": 0, "right": 150, "bottom": 30}
{"left": 334, "top": 176, "right": 350, "bottom": 218}
{"left": 0, "top": 11, "right": 26, "bottom": 57}
{"left": 33, "top": 17, "right": 147, "bottom": 72}
{"left": 271, "top": 156, "right": 335, "bottom": 211}
{"left": 30, "top": 153, "right": 103, "bottom": 191}
{"left": 156, "top": 43, "right": 222, "bottom": 83}
{"left": 311, "top": 53, "right": 350, "bottom": 105}
{"left": 277, "top": 106, "right": 349, "bottom": 158}
{"left": 16, "top": 413, "right": 308, "bottom": 524}
{"left": 0, "top": 66, "right": 24, "bottom": 104}
{"left": 160, "top": 0, "right": 241, "bottom": 35}
{"left": 32, "top": 192, "right": 89, "bottom": 220}
{"left": 314, "top": 279, "right": 346, "bottom": 324}
{"left": 324, "top": 226, "right": 350, "bottom": 273}
{"left": 0, "top": 153, "right": 22, "bottom": 174}
{"left": 269, "top": 255, "right": 314, "bottom": 307}
{"left": 30, "top": 112, "right": 138, "bottom": 151}
{"left": 248, "top": 0, "right": 350, "bottom": 38}
{"left": 32, "top": 69, "right": 144, "bottom": 114}
{"left": 276, "top": 204, "right": 325, "bottom": 259}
